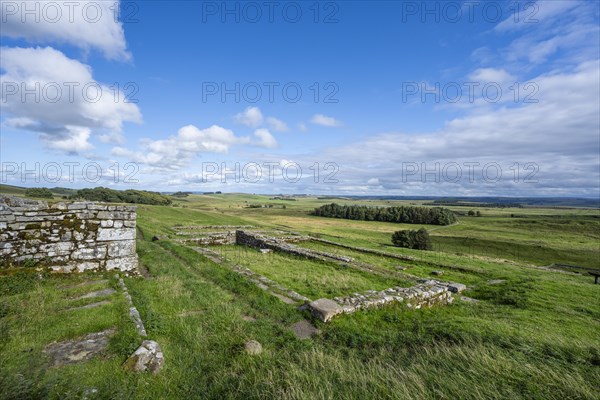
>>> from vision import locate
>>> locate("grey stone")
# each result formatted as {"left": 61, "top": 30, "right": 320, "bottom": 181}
{"left": 123, "top": 340, "right": 164, "bottom": 373}
{"left": 73, "top": 288, "right": 116, "bottom": 300}
{"left": 290, "top": 320, "right": 320, "bottom": 339}
{"left": 488, "top": 279, "right": 506, "bottom": 285}
{"left": 43, "top": 328, "right": 116, "bottom": 367}
{"left": 67, "top": 300, "right": 111, "bottom": 311}
{"left": 244, "top": 340, "right": 263, "bottom": 355}
{"left": 447, "top": 283, "right": 467, "bottom": 293}
{"left": 308, "top": 298, "right": 343, "bottom": 322}
{"left": 460, "top": 296, "right": 480, "bottom": 303}
{"left": 129, "top": 307, "right": 148, "bottom": 337}
{"left": 431, "top": 270, "right": 444, "bottom": 276}
{"left": 97, "top": 228, "right": 136, "bottom": 241}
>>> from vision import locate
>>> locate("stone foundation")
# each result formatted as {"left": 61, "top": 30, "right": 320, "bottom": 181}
{"left": 309, "top": 280, "right": 457, "bottom": 322}
{"left": 0, "top": 195, "right": 138, "bottom": 273}
{"left": 235, "top": 230, "right": 353, "bottom": 263}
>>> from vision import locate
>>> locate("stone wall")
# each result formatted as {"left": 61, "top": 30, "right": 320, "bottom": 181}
{"left": 235, "top": 230, "right": 353, "bottom": 263}
{"left": 182, "top": 231, "right": 237, "bottom": 245}
{"left": 308, "top": 280, "right": 459, "bottom": 322}
{"left": 0, "top": 196, "right": 138, "bottom": 273}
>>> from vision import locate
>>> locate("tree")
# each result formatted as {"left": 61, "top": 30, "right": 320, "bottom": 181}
{"left": 391, "top": 228, "right": 432, "bottom": 250}
{"left": 392, "top": 230, "right": 413, "bottom": 248}
{"left": 413, "top": 228, "right": 432, "bottom": 250}
{"left": 468, "top": 210, "right": 475, "bottom": 216}
{"left": 25, "top": 188, "right": 54, "bottom": 199}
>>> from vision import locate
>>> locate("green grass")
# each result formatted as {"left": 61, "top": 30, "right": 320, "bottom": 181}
{"left": 214, "top": 245, "right": 413, "bottom": 299}
{"left": 1, "top": 194, "right": 599, "bottom": 399}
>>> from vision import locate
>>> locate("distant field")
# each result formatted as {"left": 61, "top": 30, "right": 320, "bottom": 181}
{"left": 167, "top": 194, "right": 600, "bottom": 269}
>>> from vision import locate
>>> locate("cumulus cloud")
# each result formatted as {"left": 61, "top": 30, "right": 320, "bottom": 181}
{"left": 112, "top": 124, "right": 277, "bottom": 171}
{"left": 234, "top": 106, "right": 263, "bottom": 128}
{"left": 0, "top": 46, "right": 141, "bottom": 154}
{"left": 253, "top": 128, "right": 277, "bottom": 148}
{"left": 310, "top": 114, "right": 342, "bottom": 127}
{"left": 0, "top": 0, "right": 131, "bottom": 61}
{"left": 266, "top": 117, "right": 289, "bottom": 132}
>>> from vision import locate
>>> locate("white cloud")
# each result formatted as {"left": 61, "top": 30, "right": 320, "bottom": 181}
{"left": 469, "top": 68, "right": 516, "bottom": 84}
{"left": 320, "top": 60, "right": 599, "bottom": 196}
{"left": 0, "top": 0, "right": 131, "bottom": 61}
{"left": 0, "top": 46, "right": 141, "bottom": 154}
{"left": 310, "top": 114, "right": 342, "bottom": 127}
{"left": 112, "top": 124, "right": 277, "bottom": 171}
{"left": 266, "top": 116, "right": 289, "bottom": 132}
{"left": 253, "top": 128, "right": 277, "bottom": 148}
{"left": 234, "top": 106, "right": 263, "bottom": 128}
{"left": 298, "top": 122, "right": 308, "bottom": 132}
{"left": 112, "top": 124, "right": 239, "bottom": 171}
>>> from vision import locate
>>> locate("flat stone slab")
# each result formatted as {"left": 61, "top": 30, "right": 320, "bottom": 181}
{"left": 460, "top": 296, "right": 480, "bottom": 303}
{"left": 242, "top": 315, "right": 256, "bottom": 322}
{"left": 44, "top": 328, "right": 116, "bottom": 367}
{"left": 488, "top": 279, "right": 506, "bottom": 285}
{"left": 308, "top": 298, "right": 343, "bottom": 322}
{"left": 272, "top": 292, "right": 297, "bottom": 305}
{"left": 63, "top": 279, "right": 109, "bottom": 289}
{"left": 290, "top": 320, "right": 320, "bottom": 339}
{"left": 67, "top": 300, "right": 112, "bottom": 311}
{"left": 73, "top": 288, "right": 116, "bottom": 300}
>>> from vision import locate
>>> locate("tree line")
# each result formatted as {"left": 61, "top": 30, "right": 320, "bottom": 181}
{"left": 312, "top": 203, "right": 457, "bottom": 225}
{"left": 70, "top": 187, "right": 172, "bottom": 205}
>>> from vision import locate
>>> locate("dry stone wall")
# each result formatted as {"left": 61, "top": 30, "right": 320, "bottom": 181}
{"left": 0, "top": 196, "right": 138, "bottom": 273}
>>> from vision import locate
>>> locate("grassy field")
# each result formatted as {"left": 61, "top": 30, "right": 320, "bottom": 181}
{"left": 1, "top": 193, "right": 599, "bottom": 399}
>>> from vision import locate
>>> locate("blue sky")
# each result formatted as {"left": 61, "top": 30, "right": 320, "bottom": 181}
{"left": 1, "top": 1, "right": 599, "bottom": 196}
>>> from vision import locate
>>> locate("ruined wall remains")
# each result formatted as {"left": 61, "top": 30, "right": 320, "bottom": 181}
{"left": 235, "top": 230, "right": 353, "bottom": 263}
{"left": 309, "top": 280, "right": 458, "bottom": 322}
{"left": 0, "top": 196, "right": 138, "bottom": 273}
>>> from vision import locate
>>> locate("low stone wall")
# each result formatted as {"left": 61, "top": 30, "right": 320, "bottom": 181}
{"left": 181, "top": 231, "right": 237, "bottom": 245}
{"left": 0, "top": 196, "right": 138, "bottom": 273}
{"left": 309, "top": 280, "right": 460, "bottom": 322}
{"left": 235, "top": 230, "right": 353, "bottom": 263}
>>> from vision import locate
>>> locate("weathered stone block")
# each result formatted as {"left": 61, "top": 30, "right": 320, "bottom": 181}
{"left": 105, "top": 256, "right": 138, "bottom": 271}
{"left": 108, "top": 240, "right": 136, "bottom": 258}
{"left": 308, "top": 298, "right": 343, "bottom": 322}
{"left": 67, "top": 203, "right": 88, "bottom": 210}
{"left": 97, "top": 228, "right": 135, "bottom": 241}
{"left": 123, "top": 340, "right": 164, "bottom": 374}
